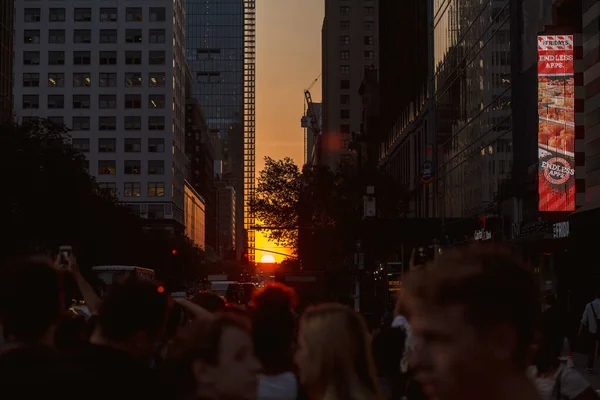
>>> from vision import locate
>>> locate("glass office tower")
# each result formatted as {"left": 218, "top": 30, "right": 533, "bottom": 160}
{"left": 186, "top": 0, "right": 256, "bottom": 261}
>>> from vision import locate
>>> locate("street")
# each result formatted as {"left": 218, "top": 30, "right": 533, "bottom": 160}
{"left": 572, "top": 353, "right": 600, "bottom": 389}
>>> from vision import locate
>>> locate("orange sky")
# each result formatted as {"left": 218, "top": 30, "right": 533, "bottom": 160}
{"left": 254, "top": 0, "right": 324, "bottom": 263}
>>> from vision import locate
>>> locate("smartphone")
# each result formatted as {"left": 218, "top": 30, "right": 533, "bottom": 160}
{"left": 59, "top": 245, "right": 72, "bottom": 265}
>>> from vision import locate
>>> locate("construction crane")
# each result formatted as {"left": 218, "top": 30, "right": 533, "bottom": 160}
{"left": 301, "top": 74, "right": 322, "bottom": 165}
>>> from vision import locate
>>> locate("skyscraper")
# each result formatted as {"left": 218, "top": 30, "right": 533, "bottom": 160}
{"left": 186, "top": 0, "right": 256, "bottom": 261}
{"left": 13, "top": 1, "right": 189, "bottom": 226}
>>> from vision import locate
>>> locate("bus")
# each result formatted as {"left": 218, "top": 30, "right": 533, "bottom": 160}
{"left": 92, "top": 265, "right": 156, "bottom": 296}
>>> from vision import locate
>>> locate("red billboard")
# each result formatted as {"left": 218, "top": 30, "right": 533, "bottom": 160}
{"left": 538, "top": 35, "right": 575, "bottom": 212}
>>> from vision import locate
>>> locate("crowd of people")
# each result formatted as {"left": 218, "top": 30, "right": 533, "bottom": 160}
{"left": 0, "top": 245, "right": 599, "bottom": 400}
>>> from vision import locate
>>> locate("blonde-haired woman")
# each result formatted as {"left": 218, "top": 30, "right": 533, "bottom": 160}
{"left": 294, "top": 303, "right": 383, "bottom": 400}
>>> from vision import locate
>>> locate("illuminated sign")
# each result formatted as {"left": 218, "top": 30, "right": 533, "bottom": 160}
{"left": 552, "top": 221, "right": 569, "bottom": 239}
{"left": 537, "top": 35, "right": 575, "bottom": 211}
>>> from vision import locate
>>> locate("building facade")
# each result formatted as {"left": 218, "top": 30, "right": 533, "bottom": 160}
{"left": 321, "top": 0, "right": 379, "bottom": 169}
{"left": 217, "top": 185, "right": 236, "bottom": 258}
{"left": 186, "top": 0, "right": 256, "bottom": 261}
{"left": 13, "top": 1, "right": 188, "bottom": 226}
{"left": 184, "top": 180, "right": 206, "bottom": 249}
{"left": 0, "top": 0, "right": 13, "bottom": 123}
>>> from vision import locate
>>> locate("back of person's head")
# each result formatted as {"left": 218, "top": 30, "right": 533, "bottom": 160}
{"left": 55, "top": 312, "right": 89, "bottom": 350}
{"left": 0, "top": 256, "right": 63, "bottom": 342}
{"left": 96, "top": 281, "right": 170, "bottom": 343}
{"left": 251, "top": 283, "right": 297, "bottom": 373}
{"left": 298, "top": 303, "right": 381, "bottom": 399}
{"left": 405, "top": 244, "right": 538, "bottom": 366}
{"left": 192, "top": 291, "right": 226, "bottom": 313}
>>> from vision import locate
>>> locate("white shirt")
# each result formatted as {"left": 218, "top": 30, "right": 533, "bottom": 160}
{"left": 530, "top": 364, "right": 590, "bottom": 400}
{"left": 257, "top": 372, "right": 297, "bottom": 400}
{"left": 581, "top": 299, "right": 600, "bottom": 334}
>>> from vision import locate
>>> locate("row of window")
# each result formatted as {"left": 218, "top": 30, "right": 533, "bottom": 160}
{"left": 24, "top": 29, "right": 166, "bottom": 45}
{"left": 340, "top": 21, "right": 375, "bottom": 31}
{"left": 340, "top": 50, "right": 375, "bottom": 60}
{"left": 23, "top": 50, "right": 166, "bottom": 66}
{"left": 98, "top": 181, "right": 165, "bottom": 198}
{"left": 22, "top": 94, "right": 167, "bottom": 110}
{"left": 71, "top": 137, "right": 165, "bottom": 153}
{"left": 339, "top": 36, "right": 375, "bottom": 46}
{"left": 23, "top": 72, "right": 166, "bottom": 88}
{"left": 339, "top": 6, "right": 375, "bottom": 15}
{"left": 24, "top": 7, "right": 165, "bottom": 23}
{"left": 25, "top": 115, "right": 167, "bottom": 133}
{"left": 91, "top": 158, "right": 166, "bottom": 175}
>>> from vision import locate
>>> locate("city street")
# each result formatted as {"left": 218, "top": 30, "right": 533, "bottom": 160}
{"left": 572, "top": 353, "right": 600, "bottom": 389}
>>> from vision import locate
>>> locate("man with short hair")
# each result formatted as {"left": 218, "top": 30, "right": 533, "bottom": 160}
{"left": 405, "top": 245, "right": 541, "bottom": 400}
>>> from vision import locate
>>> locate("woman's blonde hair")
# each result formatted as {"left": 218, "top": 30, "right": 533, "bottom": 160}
{"left": 299, "top": 303, "right": 382, "bottom": 400}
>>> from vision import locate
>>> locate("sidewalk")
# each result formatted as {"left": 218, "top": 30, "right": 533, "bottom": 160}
{"left": 572, "top": 352, "right": 600, "bottom": 389}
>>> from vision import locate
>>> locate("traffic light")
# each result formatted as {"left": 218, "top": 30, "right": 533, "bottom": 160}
{"left": 241, "top": 251, "right": 249, "bottom": 265}
{"left": 171, "top": 249, "right": 178, "bottom": 255}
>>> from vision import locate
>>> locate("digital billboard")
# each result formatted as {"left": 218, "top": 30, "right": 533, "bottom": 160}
{"left": 538, "top": 35, "right": 575, "bottom": 212}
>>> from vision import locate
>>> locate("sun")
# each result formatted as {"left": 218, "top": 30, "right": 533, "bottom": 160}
{"left": 260, "top": 254, "right": 276, "bottom": 264}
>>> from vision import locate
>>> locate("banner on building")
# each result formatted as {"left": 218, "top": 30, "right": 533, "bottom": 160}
{"left": 537, "top": 35, "right": 575, "bottom": 212}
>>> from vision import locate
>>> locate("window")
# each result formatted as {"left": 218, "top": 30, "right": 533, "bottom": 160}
{"left": 341, "top": 95, "right": 350, "bottom": 104}
{"left": 73, "top": 51, "right": 91, "bottom": 65}
{"left": 48, "top": 51, "right": 65, "bottom": 65}
{"left": 148, "top": 94, "right": 165, "bottom": 109}
{"left": 340, "top": 65, "right": 350, "bottom": 74}
{"left": 48, "top": 73, "right": 64, "bottom": 87}
{"left": 340, "top": 109, "right": 350, "bottom": 119}
{"left": 99, "top": 116, "right": 116, "bottom": 131}
{"left": 72, "top": 95, "right": 90, "bottom": 109}
{"left": 149, "top": 29, "right": 165, "bottom": 43}
{"left": 125, "top": 160, "right": 141, "bottom": 175}
{"left": 73, "top": 73, "right": 91, "bottom": 87}
{"left": 150, "top": 7, "right": 166, "bottom": 22}
{"left": 23, "top": 73, "right": 40, "bottom": 87}
{"left": 148, "top": 138, "right": 165, "bottom": 152}
{"left": 49, "top": 29, "right": 65, "bottom": 44}
{"left": 125, "top": 29, "right": 142, "bottom": 43}
{"left": 125, "top": 73, "right": 142, "bottom": 87}
{"left": 125, "top": 138, "right": 141, "bottom": 152}
{"left": 72, "top": 139, "right": 90, "bottom": 152}
{"left": 98, "top": 183, "right": 117, "bottom": 197}
{"left": 340, "top": 36, "right": 350, "bottom": 45}
{"left": 148, "top": 160, "right": 165, "bottom": 175}
{"left": 48, "top": 116, "right": 64, "bottom": 126}
{"left": 340, "top": 80, "right": 350, "bottom": 90}
{"left": 100, "top": 8, "right": 117, "bottom": 22}
{"left": 340, "top": 6, "right": 350, "bottom": 14}
{"left": 364, "top": 36, "right": 374, "bottom": 45}
{"left": 124, "top": 182, "right": 141, "bottom": 197}
{"left": 99, "top": 29, "right": 117, "bottom": 44}
{"left": 148, "top": 73, "right": 165, "bottom": 88}
{"left": 149, "top": 51, "right": 165, "bottom": 65}
{"left": 24, "top": 8, "right": 41, "bottom": 22}
{"left": 98, "top": 160, "right": 116, "bottom": 175}
{"left": 340, "top": 21, "right": 350, "bottom": 30}
{"left": 148, "top": 182, "right": 165, "bottom": 197}
{"left": 147, "top": 204, "right": 165, "bottom": 218}
{"left": 125, "top": 94, "right": 141, "bottom": 109}
{"left": 72, "top": 116, "right": 90, "bottom": 131}
{"left": 148, "top": 116, "right": 165, "bottom": 131}
{"left": 99, "top": 138, "right": 116, "bottom": 153}
{"left": 364, "top": 51, "right": 375, "bottom": 60}
{"left": 365, "top": 6, "right": 374, "bottom": 15}
{"left": 74, "top": 8, "right": 92, "bottom": 22}
{"left": 99, "top": 95, "right": 117, "bottom": 109}
{"left": 340, "top": 51, "right": 350, "bottom": 60}
{"left": 74, "top": 29, "right": 91, "bottom": 44}
{"left": 99, "top": 73, "right": 117, "bottom": 87}
{"left": 24, "top": 30, "right": 40, "bottom": 44}
{"left": 364, "top": 21, "right": 374, "bottom": 30}
{"left": 23, "top": 51, "right": 40, "bottom": 65}
{"left": 22, "top": 95, "right": 39, "bottom": 109}
{"left": 340, "top": 124, "right": 351, "bottom": 134}
{"left": 49, "top": 8, "right": 66, "bottom": 22}
{"left": 126, "top": 8, "right": 143, "bottom": 22}
{"left": 125, "top": 51, "right": 142, "bottom": 65}
{"left": 47, "top": 95, "right": 64, "bottom": 109}
{"left": 99, "top": 51, "right": 117, "bottom": 65}
{"left": 125, "top": 116, "right": 142, "bottom": 130}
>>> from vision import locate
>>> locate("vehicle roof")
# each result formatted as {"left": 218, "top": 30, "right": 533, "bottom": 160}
{"left": 92, "top": 265, "right": 154, "bottom": 273}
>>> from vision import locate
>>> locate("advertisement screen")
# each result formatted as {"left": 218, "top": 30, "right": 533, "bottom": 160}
{"left": 538, "top": 35, "right": 575, "bottom": 212}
